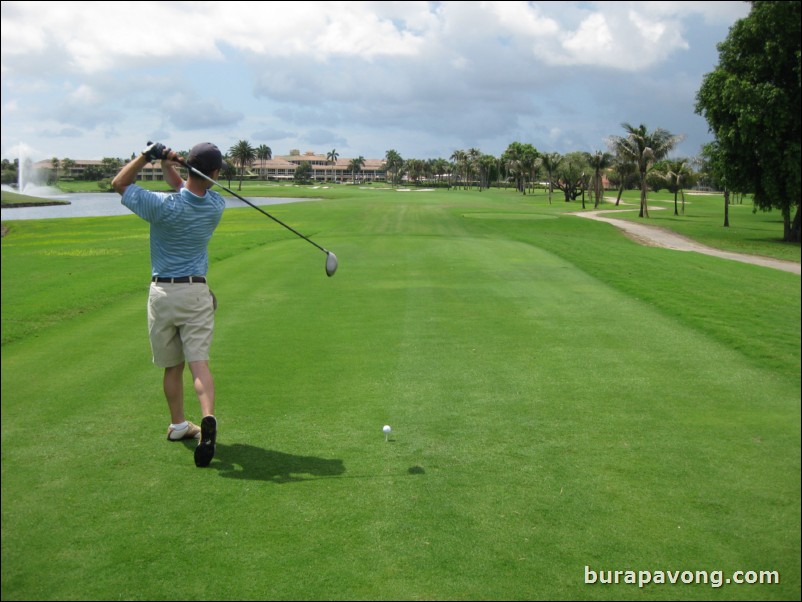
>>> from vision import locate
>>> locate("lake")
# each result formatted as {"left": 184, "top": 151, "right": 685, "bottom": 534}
{"left": 1, "top": 191, "right": 317, "bottom": 221}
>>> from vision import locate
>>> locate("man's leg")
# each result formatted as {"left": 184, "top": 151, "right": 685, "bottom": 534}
{"left": 163, "top": 362, "right": 186, "bottom": 423}
{"left": 189, "top": 360, "right": 217, "bottom": 467}
{"left": 188, "top": 360, "right": 214, "bottom": 417}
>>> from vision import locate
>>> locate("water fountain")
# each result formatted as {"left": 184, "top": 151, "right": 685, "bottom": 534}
{"left": 6, "top": 143, "right": 60, "bottom": 197}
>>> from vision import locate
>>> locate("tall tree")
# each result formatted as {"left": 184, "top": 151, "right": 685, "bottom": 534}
{"left": 586, "top": 151, "right": 613, "bottom": 208}
{"left": 384, "top": 149, "right": 404, "bottom": 186}
{"left": 431, "top": 158, "right": 450, "bottom": 185}
{"left": 326, "top": 149, "right": 339, "bottom": 183}
{"left": 467, "top": 148, "right": 481, "bottom": 189}
{"left": 348, "top": 156, "right": 365, "bottom": 183}
{"left": 477, "top": 154, "right": 498, "bottom": 190}
{"left": 552, "top": 152, "right": 589, "bottom": 204}
{"left": 501, "top": 142, "right": 539, "bottom": 195}
{"left": 609, "top": 153, "right": 637, "bottom": 206}
{"left": 229, "top": 140, "right": 255, "bottom": 190}
{"left": 405, "top": 158, "right": 427, "bottom": 184}
{"left": 695, "top": 0, "right": 801, "bottom": 242}
{"left": 540, "top": 153, "right": 561, "bottom": 204}
{"left": 608, "top": 123, "right": 683, "bottom": 218}
{"left": 450, "top": 149, "right": 467, "bottom": 189}
{"left": 699, "top": 141, "right": 733, "bottom": 227}
{"left": 662, "top": 158, "right": 694, "bottom": 215}
{"left": 256, "top": 144, "right": 272, "bottom": 180}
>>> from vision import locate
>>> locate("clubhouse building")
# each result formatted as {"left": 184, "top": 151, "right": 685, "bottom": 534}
{"left": 33, "top": 150, "right": 388, "bottom": 183}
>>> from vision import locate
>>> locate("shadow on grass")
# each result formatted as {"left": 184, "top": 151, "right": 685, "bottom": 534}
{"left": 208, "top": 442, "right": 346, "bottom": 483}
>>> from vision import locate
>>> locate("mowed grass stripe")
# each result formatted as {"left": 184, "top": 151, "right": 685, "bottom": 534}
{"left": 211, "top": 205, "right": 797, "bottom": 596}
{"left": 2, "top": 193, "right": 799, "bottom": 600}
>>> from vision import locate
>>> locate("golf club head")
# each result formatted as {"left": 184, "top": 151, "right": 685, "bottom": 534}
{"left": 326, "top": 252, "right": 338, "bottom": 277}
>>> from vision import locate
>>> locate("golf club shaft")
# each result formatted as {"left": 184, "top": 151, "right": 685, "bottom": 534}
{"left": 181, "top": 161, "right": 331, "bottom": 256}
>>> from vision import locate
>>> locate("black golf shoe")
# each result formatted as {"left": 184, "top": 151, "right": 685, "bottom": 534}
{"left": 194, "top": 415, "right": 217, "bottom": 467}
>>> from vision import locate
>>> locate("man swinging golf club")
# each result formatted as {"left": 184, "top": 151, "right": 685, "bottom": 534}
{"left": 112, "top": 141, "right": 222, "bottom": 467}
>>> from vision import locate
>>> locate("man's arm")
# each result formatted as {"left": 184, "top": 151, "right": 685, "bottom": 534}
{"left": 112, "top": 142, "right": 178, "bottom": 195}
{"left": 112, "top": 154, "right": 149, "bottom": 195}
{"left": 161, "top": 153, "right": 185, "bottom": 191}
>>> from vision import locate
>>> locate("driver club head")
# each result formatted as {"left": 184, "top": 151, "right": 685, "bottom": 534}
{"left": 326, "top": 252, "right": 338, "bottom": 277}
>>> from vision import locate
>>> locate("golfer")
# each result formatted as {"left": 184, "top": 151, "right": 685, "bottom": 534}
{"left": 112, "top": 141, "right": 224, "bottom": 467}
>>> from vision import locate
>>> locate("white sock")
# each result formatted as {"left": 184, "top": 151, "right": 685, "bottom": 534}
{"left": 170, "top": 420, "right": 189, "bottom": 431}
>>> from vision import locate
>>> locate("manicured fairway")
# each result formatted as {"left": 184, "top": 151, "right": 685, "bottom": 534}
{"left": 2, "top": 187, "right": 800, "bottom": 600}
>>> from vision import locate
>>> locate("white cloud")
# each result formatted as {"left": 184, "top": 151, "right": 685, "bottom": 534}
{"left": 1, "top": 1, "right": 714, "bottom": 75}
{"left": 1, "top": 1, "right": 753, "bottom": 162}
{"left": 561, "top": 13, "right": 617, "bottom": 61}
{"left": 1, "top": 2, "right": 224, "bottom": 75}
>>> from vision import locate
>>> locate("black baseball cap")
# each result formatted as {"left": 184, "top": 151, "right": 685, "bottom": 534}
{"left": 187, "top": 142, "right": 223, "bottom": 175}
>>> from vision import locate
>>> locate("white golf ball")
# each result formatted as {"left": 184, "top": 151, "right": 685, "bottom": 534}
{"left": 383, "top": 425, "right": 392, "bottom": 434}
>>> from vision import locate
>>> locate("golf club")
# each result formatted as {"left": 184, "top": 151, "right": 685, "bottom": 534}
{"left": 179, "top": 158, "right": 338, "bottom": 277}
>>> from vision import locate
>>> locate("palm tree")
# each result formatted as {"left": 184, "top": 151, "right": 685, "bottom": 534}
{"left": 586, "top": 151, "right": 613, "bottom": 208}
{"left": 256, "top": 144, "right": 272, "bottom": 180}
{"left": 467, "top": 148, "right": 481, "bottom": 189}
{"left": 431, "top": 158, "right": 450, "bottom": 185}
{"left": 348, "top": 156, "right": 365, "bottom": 183}
{"left": 501, "top": 142, "right": 539, "bottom": 195}
{"left": 539, "top": 153, "right": 561, "bottom": 204}
{"left": 699, "top": 142, "right": 732, "bottom": 227}
{"left": 609, "top": 154, "right": 637, "bottom": 206}
{"left": 229, "top": 140, "right": 255, "bottom": 190}
{"left": 326, "top": 149, "right": 339, "bottom": 183}
{"left": 405, "top": 158, "right": 427, "bottom": 184}
{"left": 450, "top": 149, "right": 467, "bottom": 188}
{"left": 520, "top": 146, "right": 539, "bottom": 195}
{"left": 608, "top": 123, "right": 683, "bottom": 217}
{"left": 477, "top": 154, "right": 497, "bottom": 190}
{"left": 663, "top": 158, "right": 693, "bottom": 215}
{"left": 384, "top": 149, "right": 403, "bottom": 186}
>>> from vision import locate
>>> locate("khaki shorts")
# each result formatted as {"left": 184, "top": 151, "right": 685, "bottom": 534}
{"left": 147, "top": 282, "right": 216, "bottom": 367}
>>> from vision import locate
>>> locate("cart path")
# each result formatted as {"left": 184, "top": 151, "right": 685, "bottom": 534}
{"left": 570, "top": 206, "right": 800, "bottom": 275}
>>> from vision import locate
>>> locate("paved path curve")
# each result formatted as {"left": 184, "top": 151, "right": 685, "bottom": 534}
{"left": 570, "top": 206, "right": 801, "bottom": 275}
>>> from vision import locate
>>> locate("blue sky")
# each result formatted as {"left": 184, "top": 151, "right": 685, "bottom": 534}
{"left": 1, "top": 1, "right": 751, "bottom": 164}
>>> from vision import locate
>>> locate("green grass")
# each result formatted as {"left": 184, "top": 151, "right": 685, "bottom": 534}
{"left": 0, "top": 189, "right": 70, "bottom": 207}
{"left": 2, "top": 186, "right": 800, "bottom": 600}
{"left": 49, "top": 178, "right": 340, "bottom": 199}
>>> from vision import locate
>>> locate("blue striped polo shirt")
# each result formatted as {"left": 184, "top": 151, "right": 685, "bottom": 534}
{"left": 122, "top": 185, "right": 226, "bottom": 278}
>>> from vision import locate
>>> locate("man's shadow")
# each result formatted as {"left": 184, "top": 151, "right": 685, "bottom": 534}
{"left": 206, "top": 442, "right": 346, "bottom": 483}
